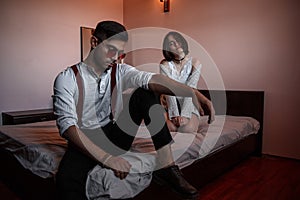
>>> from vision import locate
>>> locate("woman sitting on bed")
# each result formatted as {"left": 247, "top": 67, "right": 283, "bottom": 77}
{"left": 160, "top": 31, "right": 202, "bottom": 133}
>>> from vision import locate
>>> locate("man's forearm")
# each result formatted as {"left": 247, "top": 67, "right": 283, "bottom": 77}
{"left": 148, "top": 74, "right": 195, "bottom": 97}
{"left": 63, "top": 125, "right": 108, "bottom": 163}
{"left": 63, "top": 125, "right": 132, "bottom": 179}
{"left": 149, "top": 74, "right": 215, "bottom": 123}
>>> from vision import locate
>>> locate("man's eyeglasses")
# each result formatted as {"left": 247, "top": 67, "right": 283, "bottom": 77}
{"left": 106, "top": 45, "right": 126, "bottom": 60}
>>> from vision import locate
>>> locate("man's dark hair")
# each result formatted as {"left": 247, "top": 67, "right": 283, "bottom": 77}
{"left": 93, "top": 21, "right": 128, "bottom": 43}
{"left": 162, "top": 31, "right": 189, "bottom": 61}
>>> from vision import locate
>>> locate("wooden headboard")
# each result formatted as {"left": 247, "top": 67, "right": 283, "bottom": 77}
{"left": 200, "top": 90, "right": 264, "bottom": 121}
{"left": 200, "top": 89, "right": 264, "bottom": 154}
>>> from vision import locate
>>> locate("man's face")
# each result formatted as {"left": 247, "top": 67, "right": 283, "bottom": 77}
{"left": 93, "top": 38, "right": 126, "bottom": 68}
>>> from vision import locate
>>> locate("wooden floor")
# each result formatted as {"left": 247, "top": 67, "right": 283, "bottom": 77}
{"left": 1, "top": 155, "right": 299, "bottom": 200}
{"left": 198, "top": 155, "right": 300, "bottom": 200}
{"left": 0, "top": 181, "right": 20, "bottom": 200}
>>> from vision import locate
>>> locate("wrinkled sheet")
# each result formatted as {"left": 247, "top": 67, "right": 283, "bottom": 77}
{"left": 131, "top": 115, "right": 260, "bottom": 169}
{"left": 0, "top": 115, "right": 259, "bottom": 199}
{"left": 86, "top": 153, "right": 154, "bottom": 200}
{"left": 0, "top": 120, "right": 67, "bottom": 178}
{"left": 86, "top": 115, "right": 260, "bottom": 199}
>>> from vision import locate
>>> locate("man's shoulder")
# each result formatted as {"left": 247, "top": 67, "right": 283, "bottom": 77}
{"left": 119, "top": 63, "right": 138, "bottom": 73}
{"left": 54, "top": 64, "right": 79, "bottom": 86}
{"left": 57, "top": 66, "right": 74, "bottom": 78}
{"left": 58, "top": 63, "right": 83, "bottom": 76}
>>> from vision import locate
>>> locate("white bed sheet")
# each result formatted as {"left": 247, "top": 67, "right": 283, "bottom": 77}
{"left": 131, "top": 115, "right": 260, "bottom": 169}
{"left": 0, "top": 115, "right": 259, "bottom": 179}
{"left": 0, "top": 121, "right": 67, "bottom": 178}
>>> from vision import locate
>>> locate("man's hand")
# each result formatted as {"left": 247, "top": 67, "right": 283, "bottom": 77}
{"left": 202, "top": 98, "right": 215, "bottom": 124}
{"left": 192, "top": 89, "right": 215, "bottom": 124}
{"left": 104, "top": 156, "right": 132, "bottom": 180}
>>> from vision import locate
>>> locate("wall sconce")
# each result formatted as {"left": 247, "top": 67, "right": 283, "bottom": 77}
{"left": 160, "top": 0, "right": 170, "bottom": 13}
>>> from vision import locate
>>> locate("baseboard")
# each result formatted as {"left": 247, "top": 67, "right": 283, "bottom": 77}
{"left": 261, "top": 154, "right": 300, "bottom": 162}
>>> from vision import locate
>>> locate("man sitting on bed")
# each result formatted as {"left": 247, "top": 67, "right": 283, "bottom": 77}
{"left": 53, "top": 20, "right": 214, "bottom": 200}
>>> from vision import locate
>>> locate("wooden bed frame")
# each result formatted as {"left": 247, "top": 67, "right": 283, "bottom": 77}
{"left": 0, "top": 90, "right": 264, "bottom": 200}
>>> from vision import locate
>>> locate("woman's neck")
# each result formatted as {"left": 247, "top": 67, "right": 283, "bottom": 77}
{"left": 173, "top": 56, "right": 185, "bottom": 62}
{"left": 173, "top": 52, "right": 186, "bottom": 63}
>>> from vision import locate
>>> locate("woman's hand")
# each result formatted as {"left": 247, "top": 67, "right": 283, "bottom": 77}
{"left": 171, "top": 116, "right": 189, "bottom": 127}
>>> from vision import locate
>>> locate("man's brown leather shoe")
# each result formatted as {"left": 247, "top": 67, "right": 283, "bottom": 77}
{"left": 153, "top": 165, "right": 199, "bottom": 199}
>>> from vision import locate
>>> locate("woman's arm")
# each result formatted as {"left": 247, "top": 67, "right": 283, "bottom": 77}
{"left": 181, "top": 59, "right": 202, "bottom": 118}
{"left": 160, "top": 62, "right": 180, "bottom": 119}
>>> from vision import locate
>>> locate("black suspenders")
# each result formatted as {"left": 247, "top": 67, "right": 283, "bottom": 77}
{"left": 71, "top": 63, "right": 117, "bottom": 126}
{"left": 71, "top": 65, "right": 84, "bottom": 126}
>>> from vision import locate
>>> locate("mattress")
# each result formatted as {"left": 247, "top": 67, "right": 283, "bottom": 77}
{"left": 0, "top": 115, "right": 259, "bottom": 178}
{"left": 132, "top": 115, "right": 260, "bottom": 169}
{"left": 0, "top": 121, "right": 67, "bottom": 178}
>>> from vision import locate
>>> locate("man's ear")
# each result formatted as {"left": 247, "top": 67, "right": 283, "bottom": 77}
{"left": 90, "top": 36, "right": 98, "bottom": 49}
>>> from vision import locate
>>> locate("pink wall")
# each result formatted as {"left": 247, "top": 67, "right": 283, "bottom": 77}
{"left": 124, "top": 0, "right": 300, "bottom": 159}
{"left": 0, "top": 0, "right": 123, "bottom": 122}
{"left": 0, "top": 0, "right": 299, "bottom": 159}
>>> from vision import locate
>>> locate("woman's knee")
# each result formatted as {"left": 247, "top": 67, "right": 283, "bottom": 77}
{"left": 179, "top": 119, "right": 199, "bottom": 133}
{"left": 179, "top": 125, "right": 196, "bottom": 133}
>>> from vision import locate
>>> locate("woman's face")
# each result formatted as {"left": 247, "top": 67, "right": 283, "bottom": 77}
{"left": 167, "top": 35, "right": 184, "bottom": 57}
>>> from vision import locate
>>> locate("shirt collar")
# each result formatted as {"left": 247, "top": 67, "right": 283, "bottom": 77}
{"left": 81, "top": 62, "right": 111, "bottom": 79}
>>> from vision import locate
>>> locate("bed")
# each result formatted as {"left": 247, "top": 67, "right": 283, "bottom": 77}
{"left": 0, "top": 90, "right": 264, "bottom": 200}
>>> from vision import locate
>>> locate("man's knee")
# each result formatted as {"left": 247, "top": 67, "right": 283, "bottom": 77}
{"left": 130, "top": 88, "right": 159, "bottom": 107}
{"left": 132, "top": 88, "right": 155, "bottom": 99}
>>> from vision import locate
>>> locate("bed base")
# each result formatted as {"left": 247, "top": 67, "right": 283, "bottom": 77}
{"left": 0, "top": 147, "right": 57, "bottom": 200}
{"left": 0, "top": 134, "right": 257, "bottom": 200}
{"left": 0, "top": 90, "right": 264, "bottom": 200}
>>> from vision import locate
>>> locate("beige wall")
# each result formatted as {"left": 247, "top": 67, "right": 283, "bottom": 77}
{"left": 0, "top": 0, "right": 123, "bottom": 120}
{"left": 124, "top": 0, "right": 300, "bottom": 159}
{"left": 0, "top": 0, "right": 299, "bottom": 160}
